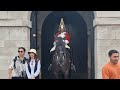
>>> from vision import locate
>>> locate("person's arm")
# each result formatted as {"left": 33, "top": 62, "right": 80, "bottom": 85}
{"left": 34, "top": 60, "right": 41, "bottom": 78}
{"left": 25, "top": 62, "right": 32, "bottom": 79}
{"left": 65, "top": 32, "right": 70, "bottom": 44}
{"left": 8, "top": 68, "right": 12, "bottom": 79}
{"left": 102, "top": 66, "right": 110, "bottom": 79}
{"left": 8, "top": 61, "right": 14, "bottom": 79}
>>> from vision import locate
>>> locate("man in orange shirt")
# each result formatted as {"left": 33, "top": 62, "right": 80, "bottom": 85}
{"left": 102, "top": 49, "right": 120, "bottom": 79}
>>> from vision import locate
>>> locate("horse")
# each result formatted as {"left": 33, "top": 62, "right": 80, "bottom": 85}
{"left": 50, "top": 36, "right": 71, "bottom": 79}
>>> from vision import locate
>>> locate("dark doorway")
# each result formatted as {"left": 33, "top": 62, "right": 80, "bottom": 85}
{"left": 41, "top": 11, "right": 87, "bottom": 79}
{"left": 30, "top": 11, "right": 95, "bottom": 79}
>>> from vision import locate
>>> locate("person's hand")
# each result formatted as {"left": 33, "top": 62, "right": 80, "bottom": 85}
{"left": 32, "top": 75, "right": 35, "bottom": 79}
{"left": 8, "top": 76, "right": 12, "bottom": 79}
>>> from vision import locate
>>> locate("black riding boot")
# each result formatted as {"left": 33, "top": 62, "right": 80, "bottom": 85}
{"left": 66, "top": 49, "right": 76, "bottom": 72}
{"left": 50, "top": 51, "right": 54, "bottom": 60}
{"left": 48, "top": 51, "right": 54, "bottom": 71}
{"left": 66, "top": 49, "right": 72, "bottom": 63}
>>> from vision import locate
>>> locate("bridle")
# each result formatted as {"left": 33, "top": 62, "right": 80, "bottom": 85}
{"left": 54, "top": 50, "right": 66, "bottom": 67}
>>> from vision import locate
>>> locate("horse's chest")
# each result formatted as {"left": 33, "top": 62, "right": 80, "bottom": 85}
{"left": 53, "top": 53, "right": 70, "bottom": 70}
{"left": 57, "top": 55, "right": 65, "bottom": 65}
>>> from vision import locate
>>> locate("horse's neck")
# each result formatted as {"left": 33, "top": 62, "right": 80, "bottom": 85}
{"left": 56, "top": 46, "right": 66, "bottom": 51}
{"left": 55, "top": 49, "right": 66, "bottom": 56}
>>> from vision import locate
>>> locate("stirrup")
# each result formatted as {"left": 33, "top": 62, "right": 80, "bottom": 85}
{"left": 48, "top": 64, "right": 52, "bottom": 71}
{"left": 71, "top": 63, "right": 76, "bottom": 72}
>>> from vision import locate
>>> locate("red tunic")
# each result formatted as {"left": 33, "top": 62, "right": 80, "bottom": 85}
{"left": 54, "top": 32, "right": 70, "bottom": 43}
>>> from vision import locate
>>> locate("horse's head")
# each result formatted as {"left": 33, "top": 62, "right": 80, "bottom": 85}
{"left": 54, "top": 35, "right": 65, "bottom": 48}
{"left": 52, "top": 36, "right": 67, "bottom": 67}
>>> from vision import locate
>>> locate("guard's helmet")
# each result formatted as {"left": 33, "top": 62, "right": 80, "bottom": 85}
{"left": 59, "top": 18, "right": 66, "bottom": 31}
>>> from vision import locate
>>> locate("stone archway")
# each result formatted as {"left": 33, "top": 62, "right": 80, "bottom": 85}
{"left": 30, "top": 11, "right": 95, "bottom": 79}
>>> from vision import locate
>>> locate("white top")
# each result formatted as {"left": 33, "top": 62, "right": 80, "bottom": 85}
{"left": 25, "top": 59, "right": 41, "bottom": 79}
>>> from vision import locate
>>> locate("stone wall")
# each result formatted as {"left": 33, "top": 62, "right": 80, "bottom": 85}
{"left": 0, "top": 11, "right": 31, "bottom": 79}
{"left": 94, "top": 11, "right": 120, "bottom": 79}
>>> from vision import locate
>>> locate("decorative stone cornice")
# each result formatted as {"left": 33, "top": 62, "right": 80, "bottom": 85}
{"left": 93, "top": 17, "right": 120, "bottom": 27}
{"left": 0, "top": 19, "right": 31, "bottom": 28}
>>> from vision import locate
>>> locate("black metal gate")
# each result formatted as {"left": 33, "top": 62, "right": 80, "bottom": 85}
{"left": 30, "top": 11, "right": 37, "bottom": 50}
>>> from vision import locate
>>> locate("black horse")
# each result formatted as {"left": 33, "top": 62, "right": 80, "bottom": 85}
{"left": 49, "top": 36, "right": 72, "bottom": 79}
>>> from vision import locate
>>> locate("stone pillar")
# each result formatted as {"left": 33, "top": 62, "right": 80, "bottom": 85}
{"left": 0, "top": 11, "right": 31, "bottom": 78}
{"left": 94, "top": 11, "right": 120, "bottom": 79}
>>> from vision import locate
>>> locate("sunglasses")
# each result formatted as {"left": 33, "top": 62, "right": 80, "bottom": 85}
{"left": 18, "top": 51, "right": 24, "bottom": 53}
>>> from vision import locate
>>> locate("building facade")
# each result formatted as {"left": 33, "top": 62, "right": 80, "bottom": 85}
{"left": 0, "top": 11, "right": 120, "bottom": 79}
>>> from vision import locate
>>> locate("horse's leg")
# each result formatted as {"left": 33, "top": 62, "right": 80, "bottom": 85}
{"left": 53, "top": 71, "right": 59, "bottom": 79}
{"left": 64, "top": 69, "right": 70, "bottom": 79}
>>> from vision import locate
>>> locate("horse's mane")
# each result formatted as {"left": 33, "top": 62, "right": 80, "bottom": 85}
{"left": 56, "top": 37, "right": 65, "bottom": 46}
{"left": 55, "top": 37, "right": 66, "bottom": 53}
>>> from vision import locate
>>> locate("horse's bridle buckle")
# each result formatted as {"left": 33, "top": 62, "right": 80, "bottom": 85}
{"left": 60, "top": 51, "right": 64, "bottom": 54}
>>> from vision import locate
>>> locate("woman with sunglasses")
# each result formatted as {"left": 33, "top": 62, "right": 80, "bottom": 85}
{"left": 8, "top": 47, "right": 28, "bottom": 79}
{"left": 25, "top": 49, "right": 41, "bottom": 79}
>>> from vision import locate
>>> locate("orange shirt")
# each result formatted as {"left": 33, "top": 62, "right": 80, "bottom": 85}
{"left": 102, "top": 62, "right": 120, "bottom": 79}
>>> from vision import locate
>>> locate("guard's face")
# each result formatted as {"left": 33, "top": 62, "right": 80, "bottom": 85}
{"left": 60, "top": 28, "right": 64, "bottom": 32}
{"left": 109, "top": 53, "right": 119, "bottom": 64}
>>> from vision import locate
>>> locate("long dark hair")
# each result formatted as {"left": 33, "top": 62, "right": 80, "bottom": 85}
{"left": 28, "top": 53, "right": 38, "bottom": 62}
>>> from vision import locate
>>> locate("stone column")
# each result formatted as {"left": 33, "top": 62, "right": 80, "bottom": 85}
{"left": 94, "top": 11, "right": 120, "bottom": 79}
{"left": 0, "top": 11, "right": 31, "bottom": 78}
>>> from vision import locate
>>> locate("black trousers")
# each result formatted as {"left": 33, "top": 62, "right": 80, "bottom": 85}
{"left": 35, "top": 75, "right": 39, "bottom": 79}
{"left": 50, "top": 51, "right": 54, "bottom": 61}
{"left": 12, "top": 77, "right": 24, "bottom": 79}
{"left": 66, "top": 49, "right": 72, "bottom": 60}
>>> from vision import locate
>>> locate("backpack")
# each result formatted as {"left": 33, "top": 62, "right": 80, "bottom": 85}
{"left": 13, "top": 56, "right": 28, "bottom": 69}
